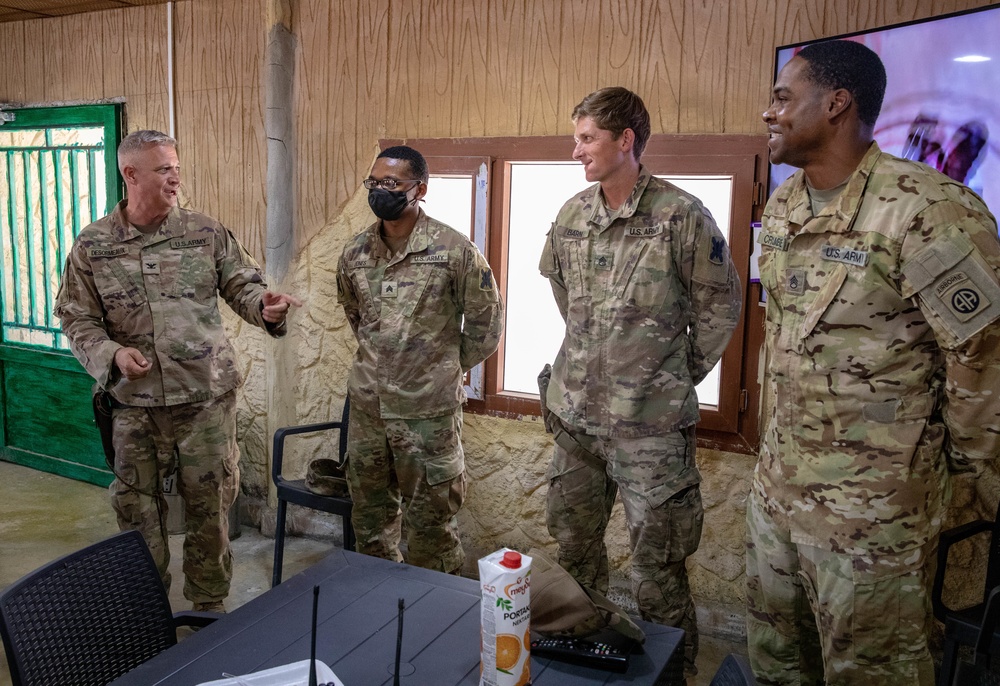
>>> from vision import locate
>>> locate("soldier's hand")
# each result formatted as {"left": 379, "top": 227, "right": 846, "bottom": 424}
{"left": 262, "top": 291, "right": 303, "bottom": 324}
{"left": 114, "top": 347, "right": 151, "bottom": 381}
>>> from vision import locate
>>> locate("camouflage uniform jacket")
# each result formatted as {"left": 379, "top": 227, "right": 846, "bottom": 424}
{"left": 336, "top": 210, "right": 503, "bottom": 419}
{"left": 539, "top": 167, "right": 742, "bottom": 438}
{"left": 755, "top": 143, "right": 1000, "bottom": 556}
{"left": 55, "top": 200, "right": 282, "bottom": 407}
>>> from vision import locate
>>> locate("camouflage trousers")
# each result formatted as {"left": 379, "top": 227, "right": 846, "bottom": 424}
{"left": 345, "top": 403, "right": 466, "bottom": 574}
{"left": 545, "top": 425, "right": 703, "bottom": 674}
{"left": 109, "top": 390, "right": 239, "bottom": 605}
{"left": 745, "top": 490, "right": 936, "bottom": 686}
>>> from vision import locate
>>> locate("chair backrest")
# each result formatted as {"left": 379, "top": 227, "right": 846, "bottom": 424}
{"left": 983, "top": 499, "right": 1000, "bottom": 601}
{"left": 0, "top": 530, "right": 176, "bottom": 686}
{"left": 710, "top": 652, "right": 756, "bottom": 686}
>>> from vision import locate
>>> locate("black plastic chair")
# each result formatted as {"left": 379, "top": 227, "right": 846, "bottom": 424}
{"left": 0, "top": 530, "right": 217, "bottom": 686}
{"left": 710, "top": 653, "right": 756, "bottom": 685}
{"left": 272, "top": 396, "right": 354, "bottom": 587}
{"left": 932, "top": 499, "right": 1000, "bottom": 686}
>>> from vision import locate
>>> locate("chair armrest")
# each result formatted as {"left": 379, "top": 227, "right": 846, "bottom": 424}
{"left": 932, "top": 519, "right": 994, "bottom": 622}
{"left": 975, "top": 584, "right": 1000, "bottom": 665}
{"left": 173, "top": 610, "right": 221, "bottom": 629}
{"left": 271, "top": 420, "right": 346, "bottom": 482}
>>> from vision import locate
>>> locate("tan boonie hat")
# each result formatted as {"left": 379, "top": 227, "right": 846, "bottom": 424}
{"left": 305, "top": 458, "right": 350, "bottom": 498}
{"left": 528, "top": 548, "right": 645, "bottom": 645}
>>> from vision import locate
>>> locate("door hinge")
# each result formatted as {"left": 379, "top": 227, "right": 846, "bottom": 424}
{"left": 0, "top": 111, "right": 15, "bottom": 125}
{"left": 739, "top": 389, "right": 749, "bottom": 412}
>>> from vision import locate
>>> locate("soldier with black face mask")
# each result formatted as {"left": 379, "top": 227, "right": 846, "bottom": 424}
{"left": 336, "top": 145, "right": 504, "bottom": 574}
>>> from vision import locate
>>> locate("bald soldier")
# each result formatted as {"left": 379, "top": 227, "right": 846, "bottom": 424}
{"left": 56, "top": 130, "right": 301, "bottom": 612}
{"left": 750, "top": 41, "right": 1000, "bottom": 684}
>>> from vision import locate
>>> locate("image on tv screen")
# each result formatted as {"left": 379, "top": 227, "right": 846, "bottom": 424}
{"left": 770, "top": 5, "right": 1000, "bottom": 214}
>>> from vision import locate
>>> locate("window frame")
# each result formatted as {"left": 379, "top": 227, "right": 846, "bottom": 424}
{"left": 383, "top": 135, "right": 768, "bottom": 454}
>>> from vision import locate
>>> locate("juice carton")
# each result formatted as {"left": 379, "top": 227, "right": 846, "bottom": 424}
{"left": 479, "top": 549, "right": 532, "bottom": 686}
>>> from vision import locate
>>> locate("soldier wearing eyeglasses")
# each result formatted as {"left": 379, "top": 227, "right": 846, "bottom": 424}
{"left": 336, "top": 145, "right": 503, "bottom": 573}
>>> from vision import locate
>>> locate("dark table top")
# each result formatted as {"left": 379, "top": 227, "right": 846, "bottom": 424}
{"left": 109, "top": 549, "right": 683, "bottom": 686}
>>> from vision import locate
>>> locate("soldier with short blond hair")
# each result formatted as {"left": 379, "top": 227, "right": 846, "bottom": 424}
{"left": 539, "top": 87, "right": 742, "bottom": 678}
{"left": 56, "top": 130, "right": 301, "bottom": 612}
{"left": 751, "top": 40, "right": 1000, "bottom": 685}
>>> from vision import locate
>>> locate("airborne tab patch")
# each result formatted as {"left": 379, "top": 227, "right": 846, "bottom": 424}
{"left": 821, "top": 244, "right": 868, "bottom": 267}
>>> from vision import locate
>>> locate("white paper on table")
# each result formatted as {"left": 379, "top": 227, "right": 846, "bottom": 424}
{"left": 195, "top": 659, "right": 343, "bottom": 686}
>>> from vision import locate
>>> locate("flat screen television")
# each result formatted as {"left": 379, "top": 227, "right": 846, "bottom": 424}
{"left": 769, "top": 3, "right": 1000, "bottom": 214}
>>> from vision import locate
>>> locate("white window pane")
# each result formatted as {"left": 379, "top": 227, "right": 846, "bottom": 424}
{"left": 423, "top": 176, "right": 473, "bottom": 237}
{"left": 503, "top": 164, "right": 732, "bottom": 409}
{"left": 504, "top": 163, "right": 589, "bottom": 394}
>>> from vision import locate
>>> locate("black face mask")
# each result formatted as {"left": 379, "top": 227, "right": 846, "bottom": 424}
{"left": 368, "top": 188, "right": 411, "bottom": 220}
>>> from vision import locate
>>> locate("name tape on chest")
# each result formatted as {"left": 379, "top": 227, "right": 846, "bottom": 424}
{"left": 349, "top": 259, "right": 375, "bottom": 269}
{"left": 88, "top": 247, "right": 128, "bottom": 258}
{"left": 411, "top": 254, "right": 449, "bottom": 264}
{"left": 560, "top": 227, "right": 589, "bottom": 239}
{"left": 821, "top": 244, "right": 868, "bottom": 267}
{"left": 169, "top": 237, "right": 211, "bottom": 250}
{"left": 759, "top": 232, "right": 789, "bottom": 251}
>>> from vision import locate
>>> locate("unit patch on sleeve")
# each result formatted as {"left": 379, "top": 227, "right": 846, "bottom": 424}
{"left": 480, "top": 268, "right": 494, "bottom": 291}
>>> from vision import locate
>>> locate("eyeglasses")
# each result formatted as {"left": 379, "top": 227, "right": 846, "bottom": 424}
{"left": 362, "top": 177, "right": 421, "bottom": 191}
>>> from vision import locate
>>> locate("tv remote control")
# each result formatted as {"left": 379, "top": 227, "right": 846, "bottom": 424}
{"left": 530, "top": 636, "right": 630, "bottom": 672}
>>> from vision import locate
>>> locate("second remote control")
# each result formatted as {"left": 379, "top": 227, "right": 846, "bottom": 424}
{"left": 530, "top": 636, "right": 630, "bottom": 672}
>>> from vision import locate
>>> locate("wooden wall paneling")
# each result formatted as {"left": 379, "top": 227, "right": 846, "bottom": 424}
{"left": 100, "top": 8, "right": 125, "bottom": 98}
{"left": 0, "top": 22, "right": 27, "bottom": 103}
{"left": 355, "top": 0, "right": 390, "bottom": 177}
{"left": 557, "top": 0, "right": 602, "bottom": 133}
{"left": 74, "top": 12, "right": 107, "bottom": 100}
{"left": 326, "top": 1, "right": 362, "bottom": 211}
{"left": 633, "top": 0, "right": 684, "bottom": 134}
{"left": 294, "top": 0, "right": 332, "bottom": 237}
{"left": 449, "top": 0, "right": 488, "bottom": 137}
{"left": 21, "top": 21, "right": 46, "bottom": 103}
{"left": 420, "top": 0, "right": 458, "bottom": 137}
{"left": 678, "top": 0, "right": 729, "bottom": 133}
{"left": 725, "top": 0, "right": 776, "bottom": 134}
{"left": 41, "top": 18, "right": 67, "bottom": 102}
{"left": 485, "top": 0, "right": 527, "bottom": 135}
{"left": 517, "top": 0, "right": 561, "bottom": 136}
{"left": 386, "top": 0, "right": 441, "bottom": 137}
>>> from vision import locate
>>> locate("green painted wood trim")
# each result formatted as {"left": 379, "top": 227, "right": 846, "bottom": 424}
{"left": 5, "top": 151, "right": 22, "bottom": 325}
{"left": 37, "top": 153, "right": 53, "bottom": 331}
{"left": 0, "top": 344, "right": 88, "bottom": 374}
{"left": 0, "top": 447, "right": 112, "bottom": 488}
{"left": 21, "top": 151, "right": 37, "bottom": 328}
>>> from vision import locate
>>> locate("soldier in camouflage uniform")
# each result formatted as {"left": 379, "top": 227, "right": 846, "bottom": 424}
{"left": 751, "top": 41, "right": 1000, "bottom": 685}
{"left": 538, "top": 87, "right": 742, "bottom": 676}
{"left": 336, "top": 146, "right": 503, "bottom": 573}
{"left": 55, "top": 130, "right": 301, "bottom": 611}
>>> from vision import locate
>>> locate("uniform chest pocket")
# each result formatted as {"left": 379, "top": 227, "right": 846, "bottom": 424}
{"left": 400, "top": 264, "right": 451, "bottom": 318}
{"left": 798, "top": 264, "right": 848, "bottom": 340}
{"left": 617, "top": 238, "right": 672, "bottom": 312}
{"left": 171, "top": 247, "right": 218, "bottom": 301}
{"left": 95, "top": 260, "right": 146, "bottom": 324}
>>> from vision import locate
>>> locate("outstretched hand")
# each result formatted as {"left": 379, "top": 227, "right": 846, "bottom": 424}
{"left": 262, "top": 291, "right": 304, "bottom": 324}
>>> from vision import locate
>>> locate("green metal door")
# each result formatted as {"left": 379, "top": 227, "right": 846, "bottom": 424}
{"left": 0, "top": 105, "right": 124, "bottom": 486}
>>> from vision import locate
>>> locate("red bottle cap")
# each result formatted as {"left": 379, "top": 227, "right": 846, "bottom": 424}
{"left": 500, "top": 551, "right": 522, "bottom": 569}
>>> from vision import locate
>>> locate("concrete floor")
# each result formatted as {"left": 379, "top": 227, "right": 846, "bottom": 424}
{"left": 0, "top": 460, "right": 745, "bottom": 685}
